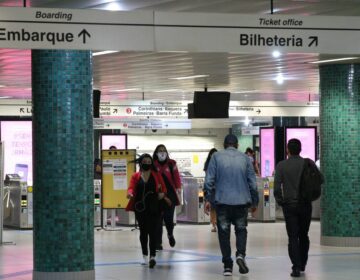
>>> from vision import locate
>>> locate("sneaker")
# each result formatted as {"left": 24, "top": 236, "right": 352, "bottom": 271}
{"left": 291, "top": 269, "right": 300, "bottom": 277}
{"left": 149, "top": 256, "right": 156, "bottom": 268}
{"left": 141, "top": 255, "right": 148, "bottom": 265}
{"left": 236, "top": 255, "right": 249, "bottom": 274}
{"left": 168, "top": 235, "right": 176, "bottom": 247}
{"left": 155, "top": 244, "right": 163, "bottom": 252}
{"left": 223, "top": 268, "right": 232, "bottom": 276}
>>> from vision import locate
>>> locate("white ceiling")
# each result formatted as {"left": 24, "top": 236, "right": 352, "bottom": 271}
{"left": 0, "top": 0, "right": 359, "bottom": 127}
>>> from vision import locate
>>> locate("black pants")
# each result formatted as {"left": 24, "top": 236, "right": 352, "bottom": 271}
{"left": 282, "top": 203, "right": 312, "bottom": 270}
{"left": 157, "top": 204, "right": 176, "bottom": 246}
{"left": 135, "top": 212, "right": 160, "bottom": 257}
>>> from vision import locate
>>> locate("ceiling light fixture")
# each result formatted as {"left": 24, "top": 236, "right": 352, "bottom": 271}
{"left": 0, "top": 96, "right": 11, "bottom": 99}
{"left": 309, "top": 57, "right": 358, "bottom": 64}
{"left": 92, "top": 51, "right": 119, "bottom": 56}
{"left": 170, "top": 75, "right": 209, "bottom": 80}
{"left": 272, "top": 50, "right": 281, "bottom": 58}
{"left": 276, "top": 74, "right": 284, "bottom": 84}
{"left": 155, "top": 89, "right": 182, "bottom": 92}
{"left": 114, "top": 88, "right": 141, "bottom": 92}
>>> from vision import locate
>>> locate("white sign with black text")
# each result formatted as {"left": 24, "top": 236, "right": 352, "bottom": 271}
{"left": 0, "top": 7, "right": 360, "bottom": 53}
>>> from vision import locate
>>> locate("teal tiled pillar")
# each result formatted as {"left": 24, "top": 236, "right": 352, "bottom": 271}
{"left": 319, "top": 64, "right": 360, "bottom": 247}
{"left": 32, "top": 50, "right": 95, "bottom": 279}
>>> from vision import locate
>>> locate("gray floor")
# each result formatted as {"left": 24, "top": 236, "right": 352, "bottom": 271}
{"left": 1, "top": 221, "right": 360, "bottom": 279}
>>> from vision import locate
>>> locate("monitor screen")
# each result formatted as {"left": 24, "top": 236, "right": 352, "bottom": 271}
{"left": 285, "top": 127, "right": 316, "bottom": 161}
{"left": 0, "top": 121, "right": 33, "bottom": 185}
{"left": 101, "top": 134, "right": 127, "bottom": 150}
{"left": 260, "top": 127, "right": 275, "bottom": 177}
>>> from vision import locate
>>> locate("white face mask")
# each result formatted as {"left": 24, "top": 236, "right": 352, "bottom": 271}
{"left": 157, "top": 152, "right": 167, "bottom": 162}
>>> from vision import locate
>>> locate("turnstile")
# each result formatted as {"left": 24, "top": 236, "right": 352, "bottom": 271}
{"left": 177, "top": 177, "right": 209, "bottom": 224}
{"left": 94, "top": 179, "right": 102, "bottom": 227}
{"left": 3, "top": 174, "right": 33, "bottom": 229}
{"left": 250, "top": 177, "right": 276, "bottom": 222}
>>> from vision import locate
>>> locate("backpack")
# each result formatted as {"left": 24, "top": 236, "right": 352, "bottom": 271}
{"left": 299, "top": 158, "right": 324, "bottom": 202}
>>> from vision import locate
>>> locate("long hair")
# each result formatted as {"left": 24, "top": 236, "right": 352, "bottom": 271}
{"left": 204, "top": 148, "right": 217, "bottom": 171}
{"left": 153, "top": 144, "right": 169, "bottom": 162}
{"left": 133, "top": 153, "right": 156, "bottom": 171}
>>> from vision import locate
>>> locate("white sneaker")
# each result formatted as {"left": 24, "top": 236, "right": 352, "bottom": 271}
{"left": 141, "top": 255, "right": 148, "bottom": 265}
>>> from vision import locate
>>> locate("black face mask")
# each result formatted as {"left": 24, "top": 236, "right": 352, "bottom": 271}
{"left": 141, "top": 163, "right": 152, "bottom": 171}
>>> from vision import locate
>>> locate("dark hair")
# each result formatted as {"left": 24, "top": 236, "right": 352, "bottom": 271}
{"left": 109, "top": 145, "right": 117, "bottom": 150}
{"left": 245, "top": 147, "right": 254, "bottom": 155}
{"left": 134, "top": 153, "right": 156, "bottom": 171}
{"left": 153, "top": 144, "right": 169, "bottom": 162}
{"left": 204, "top": 148, "right": 217, "bottom": 171}
{"left": 287, "top": 138, "right": 302, "bottom": 156}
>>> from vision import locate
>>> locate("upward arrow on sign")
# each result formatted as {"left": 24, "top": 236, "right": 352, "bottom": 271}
{"left": 78, "top": 29, "right": 91, "bottom": 44}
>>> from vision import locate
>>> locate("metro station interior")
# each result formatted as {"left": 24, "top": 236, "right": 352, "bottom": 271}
{"left": 0, "top": 1, "right": 359, "bottom": 280}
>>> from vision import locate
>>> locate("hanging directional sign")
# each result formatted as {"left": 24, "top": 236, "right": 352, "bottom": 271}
{"left": 0, "top": 7, "right": 360, "bottom": 53}
{"left": 0, "top": 7, "right": 155, "bottom": 51}
{"left": 0, "top": 100, "right": 319, "bottom": 117}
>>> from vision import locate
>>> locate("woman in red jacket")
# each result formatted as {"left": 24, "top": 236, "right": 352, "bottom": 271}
{"left": 126, "top": 153, "right": 171, "bottom": 268}
{"left": 153, "top": 144, "right": 182, "bottom": 250}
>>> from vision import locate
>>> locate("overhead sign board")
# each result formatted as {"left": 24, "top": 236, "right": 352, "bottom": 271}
{"left": 0, "top": 7, "right": 360, "bottom": 53}
{"left": 0, "top": 100, "right": 319, "bottom": 117}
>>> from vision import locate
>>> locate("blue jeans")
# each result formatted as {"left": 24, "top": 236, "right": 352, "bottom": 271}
{"left": 216, "top": 204, "right": 248, "bottom": 268}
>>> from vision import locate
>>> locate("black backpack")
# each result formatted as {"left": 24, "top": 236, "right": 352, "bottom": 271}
{"left": 299, "top": 158, "right": 324, "bottom": 202}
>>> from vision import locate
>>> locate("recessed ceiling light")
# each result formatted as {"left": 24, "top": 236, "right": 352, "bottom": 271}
{"left": 92, "top": 51, "right": 119, "bottom": 56}
{"left": 169, "top": 75, "right": 209, "bottom": 80}
{"left": 309, "top": 57, "right": 358, "bottom": 64}
{"left": 272, "top": 51, "right": 281, "bottom": 58}
{"left": 276, "top": 74, "right": 284, "bottom": 84}
{"left": 0, "top": 96, "right": 11, "bottom": 99}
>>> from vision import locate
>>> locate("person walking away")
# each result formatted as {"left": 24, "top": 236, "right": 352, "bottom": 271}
{"left": 203, "top": 148, "right": 218, "bottom": 232}
{"left": 126, "top": 154, "right": 171, "bottom": 268}
{"left": 274, "top": 138, "right": 314, "bottom": 277}
{"left": 153, "top": 144, "right": 182, "bottom": 250}
{"left": 204, "top": 134, "right": 259, "bottom": 276}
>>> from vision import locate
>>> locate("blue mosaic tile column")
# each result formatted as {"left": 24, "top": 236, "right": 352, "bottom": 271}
{"left": 32, "top": 50, "right": 95, "bottom": 279}
{"left": 319, "top": 64, "right": 360, "bottom": 247}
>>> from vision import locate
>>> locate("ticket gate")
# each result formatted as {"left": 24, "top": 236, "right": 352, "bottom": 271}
{"left": 250, "top": 177, "right": 276, "bottom": 222}
{"left": 3, "top": 174, "right": 33, "bottom": 229}
{"left": 177, "top": 177, "right": 209, "bottom": 224}
{"left": 94, "top": 179, "right": 102, "bottom": 227}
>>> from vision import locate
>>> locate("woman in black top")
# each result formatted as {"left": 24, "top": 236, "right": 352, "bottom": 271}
{"left": 126, "top": 154, "right": 169, "bottom": 268}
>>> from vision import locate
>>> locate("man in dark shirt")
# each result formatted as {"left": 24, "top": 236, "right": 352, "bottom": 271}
{"left": 274, "top": 138, "right": 313, "bottom": 278}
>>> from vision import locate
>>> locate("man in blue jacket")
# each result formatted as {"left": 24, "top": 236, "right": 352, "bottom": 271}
{"left": 204, "top": 134, "right": 259, "bottom": 277}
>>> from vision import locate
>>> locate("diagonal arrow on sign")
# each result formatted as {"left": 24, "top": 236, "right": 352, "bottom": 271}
{"left": 308, "top": 36, "right": 318, "bottom": 47}
{"left": 78, "top": 29, "right": 91, "bottom": 44}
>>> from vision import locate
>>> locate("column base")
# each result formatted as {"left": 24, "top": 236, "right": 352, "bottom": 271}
{"left": 321, "top": 236, "right": 360, "bottom": 247}
{"left": 33, "top": 270, "right": 95, "bottom": 280}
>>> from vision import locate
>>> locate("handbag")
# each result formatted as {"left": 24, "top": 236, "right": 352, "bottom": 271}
{"left": 159, "top": 196, "right": 172, "bottom": 212}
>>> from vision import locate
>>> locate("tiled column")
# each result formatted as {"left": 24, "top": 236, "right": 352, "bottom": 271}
{"left": 32, "top": 50, "right": 95, "bottom": 279}
{"left": 319, "top": 64, "right": 360, "bottom": 247}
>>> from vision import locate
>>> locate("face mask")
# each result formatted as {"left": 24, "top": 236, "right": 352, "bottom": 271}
{"left": 157, "top": 152, "right": 167, "bottom": 162}
{"left": 141, "top": 163, "right": 151, "bottom": 171}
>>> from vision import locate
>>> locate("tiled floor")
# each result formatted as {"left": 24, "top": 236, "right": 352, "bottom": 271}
{"left": 1, "top": 221, "right": 360, "bottom": 279}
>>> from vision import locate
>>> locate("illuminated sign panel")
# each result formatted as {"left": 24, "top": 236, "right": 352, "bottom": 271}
{"left": 260, "top": 128, "right": 275, "bottom": 177}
